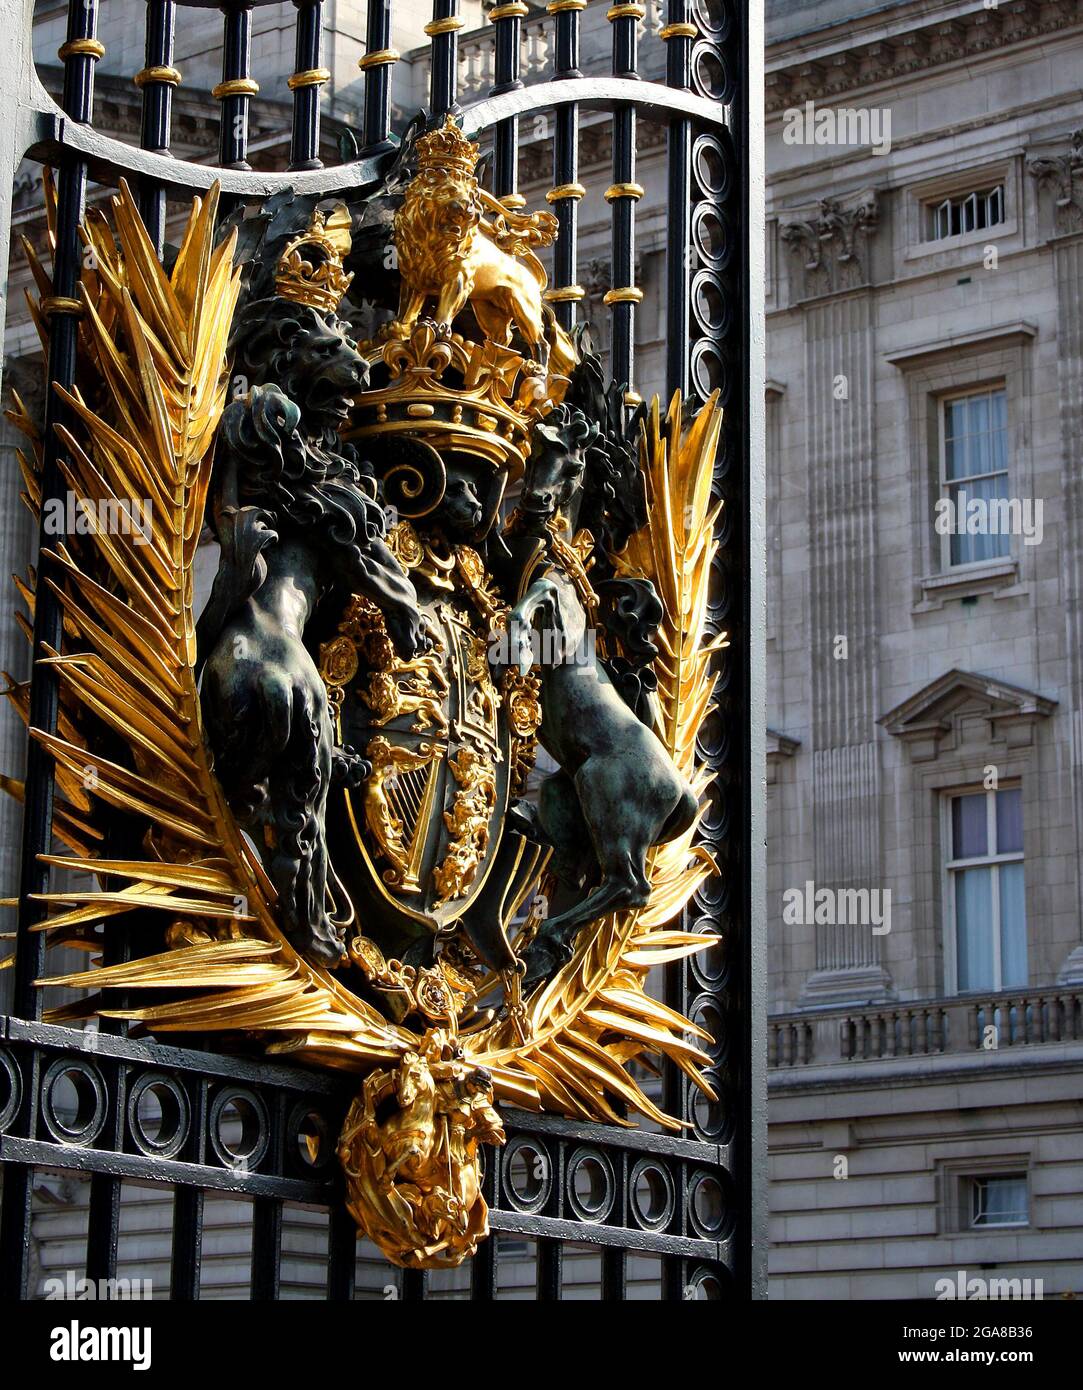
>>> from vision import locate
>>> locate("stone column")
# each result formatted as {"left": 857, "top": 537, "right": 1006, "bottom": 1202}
{"left": 781, "top": 194, "right": 894, "bottom": 1004}
{"left": 1030, "top": 134, "right": 1083, "bottom": 984}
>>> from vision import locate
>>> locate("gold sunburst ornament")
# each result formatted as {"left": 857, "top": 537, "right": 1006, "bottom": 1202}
{"left": 7, "top": 156, "right": 725, "bottom": 1269}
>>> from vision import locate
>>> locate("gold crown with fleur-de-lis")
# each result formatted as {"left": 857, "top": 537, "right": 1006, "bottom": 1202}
{"left": 275, "top": 205, "right": 354, "bottom": 314}
{"left": 415, "top": 114, "right": 480, "bottom": 179}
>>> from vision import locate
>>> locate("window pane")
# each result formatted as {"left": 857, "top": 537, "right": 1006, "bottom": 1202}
{"left": 952, "top": 793, "right": 987, "bottom": 858}
{"left": 995, "top": 787, "right": 1023, "bottom": 853}
{"left": 999, "top": 863, "right": 1027, "bottom": 988}
{"left": 990, "top": 422, "right": 1007, "bottom": 472}
{"left": 972, "top": 1175, "right": 1027, "bottom": 1227}
{"left": 948, "top": 474, "right": 1012, "bottom": 566}
{"left": 968, "top": 393, "right": 990, "bottom": 436}
{"left": 944, "top": 397, "right": 966, "bottom": 443}
{"left": 956, "top": 866, "right": 994, "bottom": 991}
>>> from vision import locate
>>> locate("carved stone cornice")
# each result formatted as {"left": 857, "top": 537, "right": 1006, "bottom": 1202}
{"left": 780, "top": 192, "right": 880, "bottom": 301}
{"left": 767, "top": 0, "right": 1083, "bottom": 114}
{"left": 1028, "top": 129, "right": 1083, "bottom": 235}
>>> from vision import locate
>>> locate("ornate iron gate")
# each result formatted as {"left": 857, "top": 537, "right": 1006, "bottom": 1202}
{"left": 0, "top": 0, "right": 764, "bottom": 1300}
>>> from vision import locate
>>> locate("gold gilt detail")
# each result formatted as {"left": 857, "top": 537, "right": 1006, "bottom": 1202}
{"left": 337, "top": 1030, "right": 505, "bottom": 1269}
{"left": 345, "top": 115, "right": 577, "bottom": 477}
{"left": 362, "top": 737, "right": 441, "bottom": 891}
{"left": 361, "top": 651, "right": 449, "bottom": 737}
{"left": 433, "top": 748, "right": 498, "bottom": 905}
{"left": 501, "top": 668, "right": 542, "bottom": 792}
{"left": 275, "top": 206, "right": 354, "bottom": 313}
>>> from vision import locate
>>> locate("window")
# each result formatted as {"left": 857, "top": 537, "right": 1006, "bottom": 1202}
{"left": 967, "top": 1174, "right": 1029, "bottom": 1229}
{"left": 944, "top": 786, "right": 1026, "bottom": 993}
{"left": 939, "top": 386, "right": 1010, "bottom": 568}
{"left": 927, "top": 185, "right": 1005, "bottom": 241}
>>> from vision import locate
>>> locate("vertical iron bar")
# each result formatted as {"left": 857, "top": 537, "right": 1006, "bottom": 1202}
{"left": 170, "top": 1187, "right": 204, "bottom": 1299}
{"left": 10, "top": 0, "right": 98, "bottom": 1028}
{"left": 601, "top": 1245, "right": 627, "bottom": 1300}
{"left": 536, "top": 1237, "right": 562, "bottom": 1299}
{"left": 489, "top": 3, "right": 526, "bottom": 200}
{"left": 216, "top": 4, "right": 257, "bottom": 171}
{"left": 607, "top": 4, "right": 643, "bottom": 393}
{"left": 662, "top": 1, "right": 694, "bottom": 400}
{"left": 86, "top": 1060, "right": 127, "bottom": 1284}
{"left": 360, "top": 0, "right": 396, "bottom": 154}
{"left": 327, "top": 1205, "right": 358, "bottom": 1300}
{"left": 662, "top": 0, "right": 694, "bottom": 1125}
{"left": 0, "top": 0, "right": 100, "bottom": 1301}
{"left": 469, "top": 1160, "right": 498, "bottom": 1298}
{"left": 547, "top": 0, "right": 585, "bottom": 334}
{"left": 661, "top": 1251, "right": 685, "bottom": 1300}
{"left": 136, "top": 0, "right": 178, "bottom": 256}
{"left": 85, "top": 1174, "right": 122, "bottom": 1285}
{"left": 289, "top": 1, "right": 328, "bottom": 172}
{"left": 428, "top": 0, "right": 463, "bottom": 118}
{"left": 741, "top": 0, "right": 769, "bottom": 1300}
{"left": 251, "top": 1195, "right": 283, "bottom": 1300}
{"left": 170, "top": 1078, "right": 207, "bottom": 1298}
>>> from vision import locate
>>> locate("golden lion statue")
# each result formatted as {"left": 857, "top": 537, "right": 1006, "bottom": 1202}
{"left": 393, "top": 116, "right": 576, "bottom": 375}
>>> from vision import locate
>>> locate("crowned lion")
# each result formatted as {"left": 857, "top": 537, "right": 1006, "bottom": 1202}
{"left": 392, "top": 115, "right": 575, "bottom": 376}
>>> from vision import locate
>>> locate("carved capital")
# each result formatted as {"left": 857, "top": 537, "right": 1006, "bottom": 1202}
{"left": 1028, "top": 130, "right": 1083, "bottom": 236}
{"left": 780, "top": 192, "right": 880, "bottom": 301}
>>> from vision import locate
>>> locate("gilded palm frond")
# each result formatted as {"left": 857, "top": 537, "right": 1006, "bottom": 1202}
{"left": 17, "top": 181, "right": 401, "bottom": 1055}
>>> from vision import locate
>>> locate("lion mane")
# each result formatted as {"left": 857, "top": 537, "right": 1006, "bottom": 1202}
{"left": 394, "top": 167, "right": 483, "bottom": 295}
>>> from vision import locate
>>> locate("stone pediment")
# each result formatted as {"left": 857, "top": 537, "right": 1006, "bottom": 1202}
{"left": 878, "top": 670, "right": 1057, "bottom": 762}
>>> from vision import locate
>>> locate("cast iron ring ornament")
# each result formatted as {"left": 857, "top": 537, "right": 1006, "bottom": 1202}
{"left": 9, "top": 114, "right": 726, "bottom": 1269}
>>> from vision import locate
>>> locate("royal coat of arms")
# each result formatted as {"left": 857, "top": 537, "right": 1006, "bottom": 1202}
{"left": 7, "top": 116, "right": 724, "bottom": 1268}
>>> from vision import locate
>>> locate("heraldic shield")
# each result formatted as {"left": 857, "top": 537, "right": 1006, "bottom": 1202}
{"left": 10, "top": 115, "right": 726, "bottom": 1270}
{"left": 323, "top": 524, "right": 548, "bottom": 973}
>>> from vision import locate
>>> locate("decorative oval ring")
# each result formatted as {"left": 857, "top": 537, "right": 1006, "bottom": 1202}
{"left": 127, "top": 1071, "right": 191, "bottom": 1160}
{"left": 208, "top": 1086, "right": 270, "bottom": 1172}
{"left": 41, "top": 1058, "right": 107, "bottom": 1147}
{"left": 565, "top": 1146, "right": 617, "bottom": 1223}
{"left": 0, "top": 1047, "right": 21, "bottom": 1132}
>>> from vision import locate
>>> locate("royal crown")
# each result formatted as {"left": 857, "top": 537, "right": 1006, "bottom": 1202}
{"left": 343, "top": 120, "right": 576, "bottom": 491}
{"left": 345, "top": 321, "right": 561, "bottom": 482}
{"left": 275, "top": 205, "right": 354, "bottom": 313}
{"left": 415, "top": 114, "right": 480, "bottom": 179}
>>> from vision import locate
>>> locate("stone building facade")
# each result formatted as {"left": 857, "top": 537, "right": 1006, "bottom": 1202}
{"left": 2, "top": 0, "right": 1081, "bottom": 1298}
{"left": 765, "top": 0, "right": 1083, "bottom": 1298}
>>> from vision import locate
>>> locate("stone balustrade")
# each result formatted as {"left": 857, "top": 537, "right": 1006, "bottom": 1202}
{"left": 768, "top": 986, "right": 1083, "bottom": 1068}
